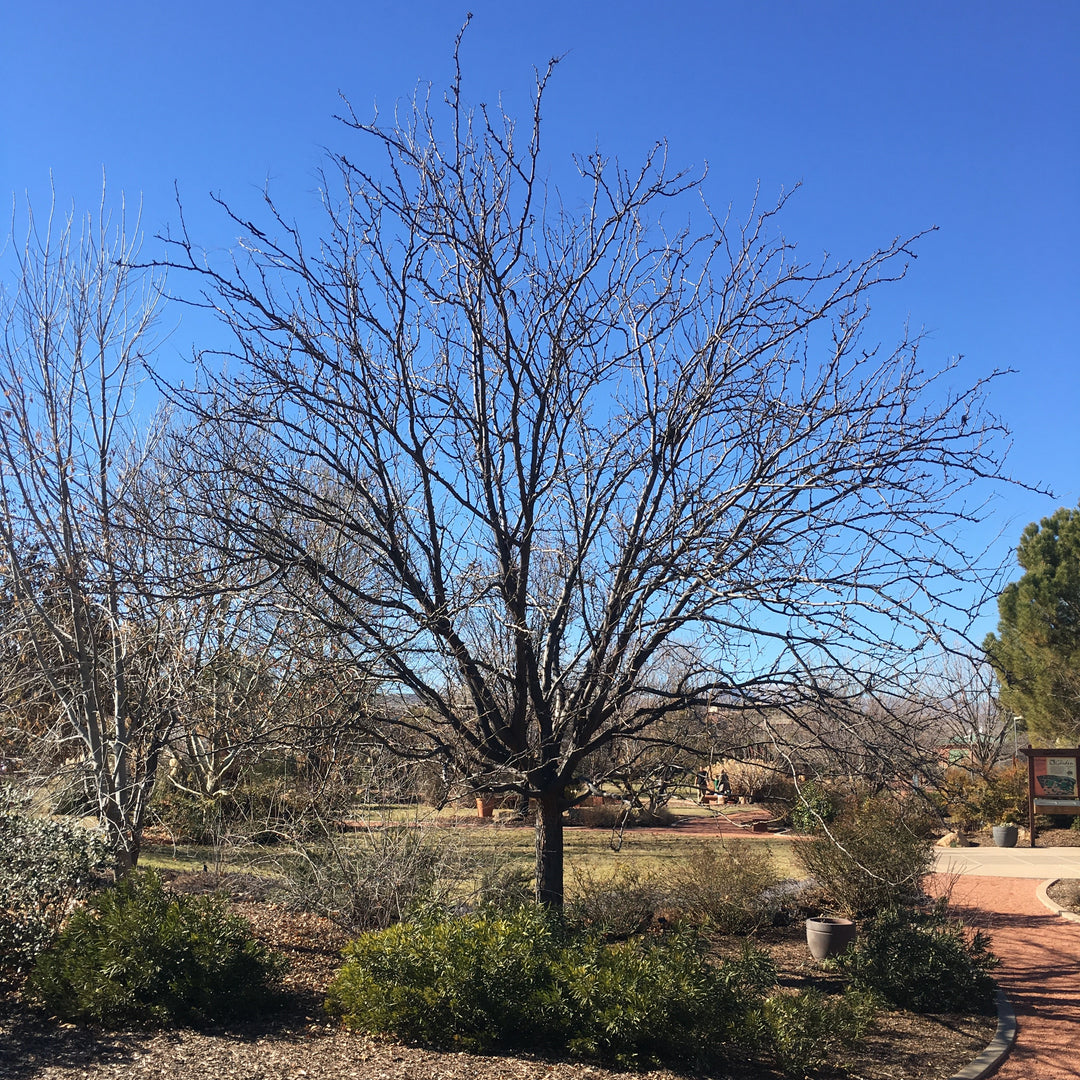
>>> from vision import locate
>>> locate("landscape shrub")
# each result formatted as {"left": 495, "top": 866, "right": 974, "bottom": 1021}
{"left": 574, "top": 803, "right": 674, "bottom": 829}
{"left": 755, "top": 988, "right": 876, "bottom": 1077}
{"left": 0, "top": 794, "right": 109, "bottom": 982}
{"left": 25, "top": 870, "right": 286, "bottom": 1026}
{"left": 326, "top": 905, "right": 740, "bottom": 1068}
{"left": 832, "top": 903, "right": 998, "bottom": 1013}
{"left": 151, "top": 778, "right": 315, "bottom": 846}
{"left": 556, "top": 929, "right": 740, "bottom": 1066}
{"left": 715, "top": 939, "right": 778, "bottom": 994}
{"left": 794, "top": 795, "right": 934, "bottom": 917}
{"left": 715, "top": 760, "right": 801, "bottom": 804}
{"left": 275, "top": 821, "right": 469, "bottom": 933}
{"left": 790, "top": 782, "right": 838, "bottom": 833}
{"left": 668, "top": 839, "right": 781, "bottom": 933}
{"left": 565, "top": 865, "right": 664, "bottom": 938}
{"left": 934, "top": 763, "right": 1027, "bottom": 832}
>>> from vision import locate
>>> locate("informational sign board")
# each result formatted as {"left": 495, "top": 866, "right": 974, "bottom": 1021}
{"left": 1020, "top": 748, "right": 1080, "bottom": 845}
{"left": 1031, "top": 756, "right": 1079, "bottom": 799}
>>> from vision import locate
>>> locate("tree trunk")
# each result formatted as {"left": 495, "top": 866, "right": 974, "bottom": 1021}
{"left": 534, "top": 788, "right": 564, "bottom": 907}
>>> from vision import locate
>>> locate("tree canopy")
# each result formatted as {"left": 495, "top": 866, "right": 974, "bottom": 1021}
{"left": 163, "top": 37, "right": 1011, "bottom": 904}
{"left": 984, "top": 505, "right": 1080, "bottom": 745}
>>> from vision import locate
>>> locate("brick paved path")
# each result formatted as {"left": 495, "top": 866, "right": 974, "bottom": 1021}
{"left": 939, "top": 874, "right": 1080, "bottom": 1080}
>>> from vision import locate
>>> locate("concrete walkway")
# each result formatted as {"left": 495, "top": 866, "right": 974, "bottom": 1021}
{"left": 934, "top": 843, "right": 1080, "bottom": 878}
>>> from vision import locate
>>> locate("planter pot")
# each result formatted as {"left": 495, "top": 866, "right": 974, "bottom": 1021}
{"left": 806, "top": 916, "right": 856, "bottom": 960}
{"left": 992, "top": 824, "right": 1019, "bottom": 848}
{"left": 476, "top": 796, "right": 495, "bottom": 818}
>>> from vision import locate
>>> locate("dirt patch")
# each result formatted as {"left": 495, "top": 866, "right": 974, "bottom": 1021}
{"left": 0, "top": 876, "right": 997, "bottom": 1080}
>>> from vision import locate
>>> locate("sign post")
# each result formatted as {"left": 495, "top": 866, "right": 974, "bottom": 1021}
{"left": 1019, "top": 747, "right": 1080, "bottom": 846}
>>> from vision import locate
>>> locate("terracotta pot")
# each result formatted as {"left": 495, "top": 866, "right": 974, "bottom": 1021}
{"left": 806, "top": 916, "right": 856, "bottom": 960}
{"left": 476, "top": 796, "right": 495, "bottom": 818}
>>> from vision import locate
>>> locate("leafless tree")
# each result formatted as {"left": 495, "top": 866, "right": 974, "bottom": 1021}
{"left": 0, "top": 184, "right": 176, "bottom": 871}
{"left": 165, "top": 35, "right": 1011, "bottom": 904}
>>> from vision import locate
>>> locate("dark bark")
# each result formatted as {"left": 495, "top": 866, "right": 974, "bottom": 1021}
{"left": 534, "top": 789, "right": 565, "bottom": 908}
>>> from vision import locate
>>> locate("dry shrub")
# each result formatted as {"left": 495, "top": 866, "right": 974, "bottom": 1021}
{"left": 566, "top": 865, "right": 665, "bottom": 938}
{"left": 668, "top": 840, "right": 781, "bottom": 933}
{"left": 933, "top": 762, "right": 1027, "bottom": 831}
{"left": 575, "top": 803, "right": 674, "bottom": 829}
{"left": 795, "top": 794, "right": 935, "bottom": 917}
{"left": 719, "top": 760, "right": 791, "bottom": 801}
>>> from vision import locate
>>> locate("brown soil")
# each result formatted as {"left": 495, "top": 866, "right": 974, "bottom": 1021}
{"left": 0, "top": 870, "right": 996, "bottom": 1080}
{"left": 962, "top": 826, "right": 1080, "bottom": 847}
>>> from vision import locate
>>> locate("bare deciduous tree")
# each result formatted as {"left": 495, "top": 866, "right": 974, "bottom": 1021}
{"left": 166, "top": 41, "right": 1010, "bottom": 904}
{"left": 0, "top": 186, "right": 174, "bottom": 871}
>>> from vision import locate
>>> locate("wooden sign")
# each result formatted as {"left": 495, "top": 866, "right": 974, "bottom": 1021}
{"left": 1020, "top": 748, "right": 1080, "bottom": 845}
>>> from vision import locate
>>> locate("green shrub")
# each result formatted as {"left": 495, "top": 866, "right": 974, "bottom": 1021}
{"left": 557, "top": 930, "right": 739, "bottom": 1066}
{"left": 25, "top": 870, "right": 285, "bottom": 1026}
{"left": 715, "top": 939, "right": 778, "bottom": 994}
{"left": 668, "top": 840, "right": 781, "bottom": 933}
{"left": 756, "top": 988, "right": 875, "bottom": 1077}
{"left": 832, "top": 904, "right": 998, "bottom": 1013}
{"left": 325, "top": 905, "right": 570, "bottom": 1052}
{"left": 0, "top": 796, "right": 109, "bottom": 982}
{"left": 326, "top": 906, "right": 739, "bottom": 1068}
{"left": 794, "top": 795, "right": 934, "bottom": 917}
{"left": 791, "top": 782, "right": 837, "bottom": 833}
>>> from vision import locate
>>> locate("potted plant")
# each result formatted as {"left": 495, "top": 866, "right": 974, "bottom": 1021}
{"left": 991, "top": 815, "right": 1019, "bottom": 848}
{"left": 805, "top": 914, "right": 857, "bottom": 959}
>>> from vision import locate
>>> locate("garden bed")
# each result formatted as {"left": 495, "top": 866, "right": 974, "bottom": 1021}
{"left": 1046, "top": 878, "right": 1080, "bottom": 915}
{"left": 0, "top": 871, "right": 997, "bottom": 1080}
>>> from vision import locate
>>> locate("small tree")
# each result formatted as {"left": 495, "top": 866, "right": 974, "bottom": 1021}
{"left": 165, "top": 32, "right": 1010, "bottom": 904}
{"left": 0, "top": 186, "right": 172, "bottom": 872}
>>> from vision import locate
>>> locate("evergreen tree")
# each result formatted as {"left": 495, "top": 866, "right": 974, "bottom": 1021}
{"left": 984, "top": 506, "right": 1080, "bottom": 745}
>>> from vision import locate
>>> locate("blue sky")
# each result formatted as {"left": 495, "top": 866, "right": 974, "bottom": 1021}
{"left": 2, "top": 1, "right": 1077, "bottom": 639}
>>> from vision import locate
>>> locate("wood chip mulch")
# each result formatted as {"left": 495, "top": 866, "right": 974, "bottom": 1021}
{"left": 0, "top": 872, "right": 997, "bottom": 1080}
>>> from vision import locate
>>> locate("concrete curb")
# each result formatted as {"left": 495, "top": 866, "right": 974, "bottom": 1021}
{"left": 947, "top": 989, "right": 1016, "bottom": 1080}
{"left": 1034, "top": 877, "right": 1080, "bottom": 923}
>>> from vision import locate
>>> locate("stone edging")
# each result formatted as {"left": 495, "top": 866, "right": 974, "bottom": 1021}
{"left": 947, "top": 989, "right": 1016, "bottom": 1080}
{"left": 1035, "top": 878, "right": 1080, "bottom": 923}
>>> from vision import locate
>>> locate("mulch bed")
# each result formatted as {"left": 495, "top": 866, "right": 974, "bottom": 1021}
{"left": 1046, "top": 878, "right": 1080, "bottom": 914}
{"left": 0, "top": 871, "right": 997, "bottom": 1080}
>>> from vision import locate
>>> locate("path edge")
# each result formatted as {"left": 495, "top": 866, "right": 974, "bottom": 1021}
{"left": 1035, "top": 878, "right": 1080, "bottom": 923}
{"left": 946, "top": 989, "right": 1016, "bottom": 1080}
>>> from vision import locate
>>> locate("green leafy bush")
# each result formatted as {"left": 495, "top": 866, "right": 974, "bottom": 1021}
{"left": 794, "top": 795, "right": 934, "bottom": 916}
{"left": 326, "top": 905, "right": 739, "bottom": 1068}
{"left": 715, "top": 939, "right": 778, "bottom": 994}
{"left": 668, "top": 840, "right": 781, "bottom": 933}
{"left": 755, "top": 988, "right": 876, "bottom": 1077}
{"left": 832, "top": 904, "right": 998, "bottom": 1013}
{"left": 557, "top": 930, "right": 739, "bottom": 1066}
{"left": 0, "top": 795, "right": 109, "bottom": 981}
{"left": 791, "top": 782, "right": 837, "bottom": 833}
{"left": 326, "top": 905, "right": 570, "bottom": 1052}
{"left": 25, "top": 870, "right": 285, "bottom": 1026}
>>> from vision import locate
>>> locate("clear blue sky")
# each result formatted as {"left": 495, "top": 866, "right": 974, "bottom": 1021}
{"left": 2, "top": 0, "right": 1077, "bottom": 639}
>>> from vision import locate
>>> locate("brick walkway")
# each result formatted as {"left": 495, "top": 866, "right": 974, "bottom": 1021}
{"left": 937, "top": 874, "right": 1080, "bottom": 1080}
